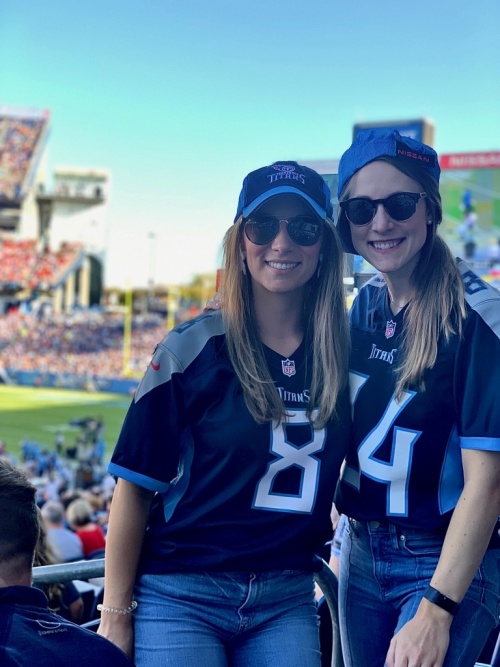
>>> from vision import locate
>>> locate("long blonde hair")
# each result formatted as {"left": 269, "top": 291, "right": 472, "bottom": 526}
{"left": 222, "top": 217, "right": 349, "bottom": 427}
{"left": 340, "top": 156, "right": 466, "bottom": 396}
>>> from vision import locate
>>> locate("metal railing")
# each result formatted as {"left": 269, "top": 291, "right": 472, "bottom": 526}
{"left": 33, "top": 557, "right": 344, "bottom": 667}
{"left": 33, "top": 558, "right": 105, "bottom": 585}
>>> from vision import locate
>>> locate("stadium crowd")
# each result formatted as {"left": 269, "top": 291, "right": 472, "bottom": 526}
{"left": 0, "top": 238, "right": 83, "bottom": 290}
{"left": 0, "top": 308, "right": 167, "bottom": 379}
{"left": 0, "top": 113, "right": 46, "bottom": 203}
{"left": 0, "top": 430, "right": 114, "bottom": 546}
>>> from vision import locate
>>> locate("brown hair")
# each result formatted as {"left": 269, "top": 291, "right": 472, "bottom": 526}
{"left": 339, "top": 156, "right": 466, "bottom": 396}
{"left": 221, "top": 218, "right": 349, "bottom": 427}
{"left": 0, "top": 460, "right": 39, "bottom": 569}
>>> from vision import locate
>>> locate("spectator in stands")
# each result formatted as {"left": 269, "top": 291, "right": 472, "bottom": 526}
{"left": 34, "top": 509, "right": 84, "bottom": 622}
{"left": 486, "top": 237, "right": 500, "bottom": 267}
{"left": 97, "top": 162, "right": 351, "bottom": 665}
{"left": 100, "top": 473, "right": 116, "bottom": 501}
{"left": 40, "top": 499, "right": 84, "bottom": 563}
{"left": 0, "top": 459, "right": 132, "bottom": 666}
{"left": 0, "top": 441, "right": 16, "bottom": 465}
{"left": 455, "top": 206, "right": 478, "bottom": 260}
{"left": 66, "top": 498, "right": 105, "bottom": 558}
{"left": 334, "top": 128, "right": 500, "bottom": 667}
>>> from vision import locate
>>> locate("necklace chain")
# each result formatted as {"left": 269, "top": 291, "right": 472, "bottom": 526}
{"left": 389, "top": 294, "right": 410, "bottom": 312}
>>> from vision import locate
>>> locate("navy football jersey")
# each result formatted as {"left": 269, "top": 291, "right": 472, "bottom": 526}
{"left": 109, "top": 310, "right": 351, "bottom": 573}
{"left": 335, "top": 259, "right": 500, "bottom": 533}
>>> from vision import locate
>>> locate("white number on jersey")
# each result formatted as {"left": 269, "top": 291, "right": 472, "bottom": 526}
{"left": 342, "top": 371, "right": 422, "bottom": 516}
{"left": 253, "top": 409, "right": 325, "bottom": 513}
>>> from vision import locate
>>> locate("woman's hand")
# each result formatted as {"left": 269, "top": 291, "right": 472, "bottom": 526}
{"left": 203, "top": 292, "right": 222, "bottom": 312}
{"left": 385, "top": 599, "right": 452, "bottom": 667}
{"left": 97, "top": 615, "right": 134, "bottom": 660}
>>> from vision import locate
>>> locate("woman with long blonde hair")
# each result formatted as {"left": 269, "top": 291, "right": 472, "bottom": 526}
{"left": 98, "top": 161, "right": 351, "bottom": 666}
{"left": 334, "top": 128, "right": 500, "bottom": 667}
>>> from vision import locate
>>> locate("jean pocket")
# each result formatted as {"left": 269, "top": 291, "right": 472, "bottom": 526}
{"left": 474, "top": 549, "right": 500, "bottom": 608}
{"left": 400, "top": 531, "right": 444, "bottom": 556}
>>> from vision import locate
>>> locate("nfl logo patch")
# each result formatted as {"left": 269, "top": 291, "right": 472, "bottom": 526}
{"left": 281, "top": 358, "right": 296, "bottom": 377}
{"left": 385, "top": 320, "right": 397, "bottom": 339}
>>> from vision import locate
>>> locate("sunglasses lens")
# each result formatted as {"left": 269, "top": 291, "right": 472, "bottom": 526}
{"left": 384, "top": 194, "right": 418, "bottom": 221}
{"left": 244, "top": 218, "right": 279, "bottom": 245}
{"left": 244, "top": 216, "right": 322, "bottom": 246}
{"left": 342, "top": 193, "right": 421, "bottom": 225}
{"left": 288, "top": 216, "right": 322, "bottom": 246}
{"left": 344, "top": 200, "right": 376, "bottom": 226}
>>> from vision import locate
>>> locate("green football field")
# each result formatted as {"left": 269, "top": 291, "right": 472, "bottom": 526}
{"left": 0, "top": 385, "right": 131, "bottom": 462}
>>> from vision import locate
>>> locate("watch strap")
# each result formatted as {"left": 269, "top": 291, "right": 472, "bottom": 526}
{"left": 423, "top": 584, "right": 460, "bottom": 616}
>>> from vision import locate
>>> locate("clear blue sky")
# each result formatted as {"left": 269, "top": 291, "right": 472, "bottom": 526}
{"left": 1, "top": 0, "right": 499, "bottom": 288}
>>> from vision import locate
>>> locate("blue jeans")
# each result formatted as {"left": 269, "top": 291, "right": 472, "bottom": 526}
{"left": 339, "top": 519, "right": 500, "bottom": 667}
{"left": 133, "top": 570, "right": 321, "bottom": 667}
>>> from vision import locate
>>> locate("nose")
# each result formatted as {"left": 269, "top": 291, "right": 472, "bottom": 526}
{"left": 370, "top": 202, "right": 395, "bottom": 232}
{"left": 271, "top": 220, "right": 294, "bottom": 250}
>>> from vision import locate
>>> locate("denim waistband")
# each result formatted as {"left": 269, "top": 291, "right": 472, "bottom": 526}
{"left": 347, "top": 517, "right": 446, "bottom": 539}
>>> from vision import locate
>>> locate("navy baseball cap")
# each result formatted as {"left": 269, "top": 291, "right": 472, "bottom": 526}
{"left": 337, "top": 128, "right": 440, "bottom": 198}
{"left": 234, "top": 161, "right": 333, "bottom": 223}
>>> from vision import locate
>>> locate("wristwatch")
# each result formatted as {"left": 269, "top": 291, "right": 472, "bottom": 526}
{"left": 423, "top": 585, "right": 460, "bottom": 616}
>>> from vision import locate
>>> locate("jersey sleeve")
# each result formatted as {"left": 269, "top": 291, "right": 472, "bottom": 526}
{"left": 455, "top": 309, "right": 500, "bottom": 451}
{"left": 108, "top": 338, "right": 188, "bottom": 492}
{"left": 108, "top": 312, "right": 226, "bottom": 492}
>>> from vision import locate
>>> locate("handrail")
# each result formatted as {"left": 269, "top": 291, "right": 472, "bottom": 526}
{"left": 314, "top": 560, "right": 344, "bottom": 667}
{"left": 32, "top": 558, "right": 344, "bottom": 667}
{"left": 32, "top": 558, "right": 105, "bottom": 585}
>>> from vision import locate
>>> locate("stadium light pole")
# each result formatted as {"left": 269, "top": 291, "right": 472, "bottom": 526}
{"left": 147, "top": 231, "right": 156, "bottom": 312}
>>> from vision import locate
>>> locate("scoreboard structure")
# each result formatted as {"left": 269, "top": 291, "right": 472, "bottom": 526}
{"left": 352, "top": 118, "right": 435, "bottom": 146}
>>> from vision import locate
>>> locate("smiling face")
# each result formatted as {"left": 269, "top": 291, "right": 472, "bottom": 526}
{"left": 242, "top": 194, "right": 322, "bottom": 299}
{"left": 348, "top": 160, "right": 429, "bottom": 282}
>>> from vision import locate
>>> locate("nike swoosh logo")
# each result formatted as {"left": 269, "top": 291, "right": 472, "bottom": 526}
{"left": 151, "top": 360, "right": 160, "bottom": 371}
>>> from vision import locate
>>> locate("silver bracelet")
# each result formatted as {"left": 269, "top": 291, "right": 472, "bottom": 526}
{"left": 97, "top": 600, "right": 138, "bottom": 615}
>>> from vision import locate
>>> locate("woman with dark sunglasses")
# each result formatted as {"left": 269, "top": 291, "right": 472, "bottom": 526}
{"left": 334, "top": 128, "right": 500, "bottom": 667}
{"left": 97, "top": 161, "right": 351, "bottom": 666}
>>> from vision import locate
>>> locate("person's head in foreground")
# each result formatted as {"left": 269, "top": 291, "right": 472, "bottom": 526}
{"left": 0, "top": 460, "right": 39, "bottom": 587}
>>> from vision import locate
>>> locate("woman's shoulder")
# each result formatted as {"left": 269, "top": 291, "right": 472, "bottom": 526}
{"left": 162, "top": 310, "right": 224, "bottom": 347}
{"left": 458, "top": 259, "right": 500, "bottom": 337}
{"left": 134, "top": 312, "right": 227, "bottom": 403}
{"left": 154, "top": 311, "right": 226, "bottom": 368}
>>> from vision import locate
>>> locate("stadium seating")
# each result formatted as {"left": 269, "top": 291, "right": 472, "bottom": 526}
{"left": 0, "top": 238, "right": 38, "bottom": 287}
{"left": 0, "top": 113, "right": 47, "bottom": 205}
{"left": 0, "top": 308, "right": 166, "bottom": 381}
{"left": 0, "top": 237, "right": 83, "bottom": 290}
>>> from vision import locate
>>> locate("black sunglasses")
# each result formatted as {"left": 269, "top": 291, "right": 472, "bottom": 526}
{"left": 339, "top": 192, "right": 427, "bottom": 226}
{"left": 243, "top": 215, "right": 323, "bottom": 246}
